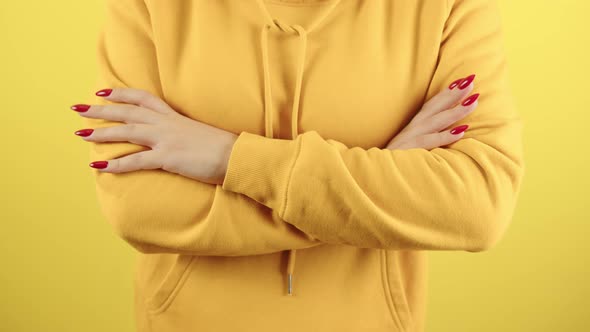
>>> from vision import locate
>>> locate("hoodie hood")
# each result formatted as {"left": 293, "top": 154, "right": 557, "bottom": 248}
{"left": 254, "top": 0, "right": 344, "bottom": 295}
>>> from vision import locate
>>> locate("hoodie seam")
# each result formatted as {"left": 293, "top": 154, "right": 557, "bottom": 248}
{"left": 380, "top": 249, "right": 405, "bottom": 330}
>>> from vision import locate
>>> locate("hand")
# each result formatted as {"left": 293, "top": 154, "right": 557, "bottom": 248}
{"left": 387, "top": 74, "right": 479, "bottom": 150}
{"left": 72, "top": 88, "right": 239, "bottom": 185}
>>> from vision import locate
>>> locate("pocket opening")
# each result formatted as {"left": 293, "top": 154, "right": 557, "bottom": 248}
{"left": 146, "top": 255, "right": 196, "bottom": 315}
{"left": 380, "top": 249, "right": 409, "bottom": 331}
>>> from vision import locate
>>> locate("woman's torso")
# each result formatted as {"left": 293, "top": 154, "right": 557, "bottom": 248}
{"left": 134, "top": 1, "right": 448, "bottom": 331}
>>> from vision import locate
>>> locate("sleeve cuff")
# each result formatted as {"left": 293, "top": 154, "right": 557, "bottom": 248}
{"left": 221, "top": 131, "right": 302, "bottom": 216}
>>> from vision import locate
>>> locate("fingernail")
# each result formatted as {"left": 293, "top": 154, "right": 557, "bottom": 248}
{"left": 458, "top": 74, "right": 475, "bottom": 89}
{"left": 461, "top": 93, "right": 480, "bottom": 106}
{"left": 71, "top": 104, "right": 90, "bottom": 112}
{"left": 448, "top": 77, "right": 464, "bottom": 90}
{"left": 96, "top": 89, "right": 112, "bottom": 97}
{"left": 75, "top": 129, "right": 94, "bottom": 137}
{"left": 450, "top": 124, "right": 469, "bottom": 135}
{"left": 89, "top": 161, "right": 108, "bottom": 169}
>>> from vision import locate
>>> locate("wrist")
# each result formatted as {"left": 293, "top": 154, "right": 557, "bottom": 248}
{"left": 217, "top": 132, "right": 239, "bottom": 185}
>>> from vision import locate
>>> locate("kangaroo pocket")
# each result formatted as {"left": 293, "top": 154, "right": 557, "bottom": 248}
{"left": 142, "top": 254, "right": 196, "bottom": 314}
{"left": 142, "top": 245, "right": 410, "bottom": 332}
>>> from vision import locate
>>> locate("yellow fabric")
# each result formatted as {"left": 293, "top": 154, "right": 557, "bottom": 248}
{"left": 86, "top": 0, "right": 525, "bottom": 331}
{"left": 257, "top": 0, "right": 345, "bottom": 296}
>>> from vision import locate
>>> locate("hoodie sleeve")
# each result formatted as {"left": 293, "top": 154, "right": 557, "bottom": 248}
{"left": 221, "top": 0, "right": 525, "bottom": 252}
{"left": 85, "top": 0, "right": 322, "bottom": 255}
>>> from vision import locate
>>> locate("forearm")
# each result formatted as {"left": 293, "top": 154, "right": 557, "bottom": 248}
{"left": 89, "top": 0, "right": 324, "bottom": 255}
{"left": 221, "top": 0, "right": 525, "bottom": 252}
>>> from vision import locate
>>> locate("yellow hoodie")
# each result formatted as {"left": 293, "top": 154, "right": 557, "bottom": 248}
{"left": 85, "top": 0, "right": 525, "bottom": 331}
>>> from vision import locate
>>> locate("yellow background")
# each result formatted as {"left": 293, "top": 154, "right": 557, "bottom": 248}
{"left": 0, "top": 1, "right": 588, "bottom": 331}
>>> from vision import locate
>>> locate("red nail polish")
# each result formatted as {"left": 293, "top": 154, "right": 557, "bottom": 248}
{"left": 448, "top": 77, "right": 464, "bottom": 90}
{"left": 89, "top": 161, "right": 108, "bottom": 169}
{"left": 461, "top": 93, "right": 480, "bottom": 106}
{"left": 71, "top": 104, "right": 90, "bottom": 112}
{"left": 96, "top": 89, "right": 112, "bottom": 97}
{"left": 450, "top": 124, "right": 469, "bottom": 135}
{"left": 75, "top": 129, "right": 94, "bottom": 137}
{"left": 458, "top": 74, "right": 475, "bottom": 89}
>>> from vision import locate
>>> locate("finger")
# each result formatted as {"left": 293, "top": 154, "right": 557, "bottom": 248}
{"left": 396, "top": 124, "right": 469, "bottom": 150}
{"left": 97, "top": 87, "right": 174, "bottom": 115}
{"left": 77, "top": 104, "right": 161, "bottom": 124}
{"left": 417, "top": 74, "right": 476, "bottom": 120}
{"left": 417, "top": 93, "right": 479, "bottom": 135}
{"left": 89, "top": 150, "right": 162, "bottom": 173}
{"left": 79, "top": 123, "right": 156, "bottom": 146}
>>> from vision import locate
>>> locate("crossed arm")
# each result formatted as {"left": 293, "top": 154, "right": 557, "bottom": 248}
{"left": 78, "top": 0, "right": 524, "bottom": 255}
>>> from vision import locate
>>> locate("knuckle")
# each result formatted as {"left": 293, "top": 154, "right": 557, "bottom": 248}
{"left": 102, "top": 105, "right": 121, "bottom": 119}
{"left": 101, "top": 104, "right": 113, "bottom": 114}
{"left": 161, "top": 158, "right": 174, "bottom": 172}
{"left": 93, "top": 126, "right": 109, "bottom": 140}
{"left": 420, "top": 100, "right": 434, "bottom": 112}
{"left": 408, "top": 114, "right": 422, "bottom": 124}
{"left": 431, "top": 117, "right": 446, "bottom": 129}
{"left": 403, "top": 119, "right": 422, "bottom": 133}
{"left": 424, "top": 92, "right": 445, "bottom": 108}
{"left": 125, "top": 123, "right": 138, "bottom": 135}
{"left": 461, "top": 106, "right": 477, "bottom": 117}
{"left": 441, "top": 108, "right": 464, "bottom": 123}
{"left": 441, "top": 131, "right": 452, "bottom": 143}
{"left": 415, "top": 135, "right": 426, "bottom": 147}
{"left": 127, "top": 123, "right": 148, "bottom": 138}
{"left": 427, "top": 113, "right": 449, "bottom": 130}
{"left": 432, "top": 133, "right": 442, "bottom": 144}
{"left": 89, "top": 105, "right": 103, "bottom": 113}
{"left": 104, "top": 127, "right": 118, "bottom": 140}
{"left": 112, "top": 88, "right": 125, "bottom": 101}
{"left": 458, "top": 105, "right": 473, "bottom": 114}
{"left": 450, "top": 109, "right": 466, "bottom": 121}
{"left": 391, "top": 133, "right": 408, "bottom": 142}
{"left": 117, "top": 155, "right": 135, "bottom": 173}
{"left": 131, "top": 153, "right": 143, "bottom": 165}
{"left": 137, "top": 89, "right": 152, "bottom": 101}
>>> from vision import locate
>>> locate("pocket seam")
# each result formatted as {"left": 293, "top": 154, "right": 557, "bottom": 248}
{"left": 146, "top": 255, "right": 196, "bottom": 315}
{"left": 380, "top": 249, "right": 408, "bottom": 331}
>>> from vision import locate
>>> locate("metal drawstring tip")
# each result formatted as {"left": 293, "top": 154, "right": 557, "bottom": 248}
{"left": 288, "top": 273, "right": 293, "bottom": 296}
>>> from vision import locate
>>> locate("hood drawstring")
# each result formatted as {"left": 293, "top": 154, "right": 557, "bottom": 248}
{"left": 256, "top": 0, "right": 343, "bottom": 296}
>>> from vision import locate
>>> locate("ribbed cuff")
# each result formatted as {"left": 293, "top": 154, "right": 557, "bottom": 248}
{"left": 221, "top": 131, "right": 302, "bottom": 216}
